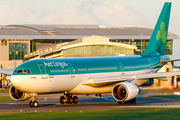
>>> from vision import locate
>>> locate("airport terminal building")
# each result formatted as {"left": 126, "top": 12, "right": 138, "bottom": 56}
{"left": 0, "top": 24, "right": 179, "bottom": 88}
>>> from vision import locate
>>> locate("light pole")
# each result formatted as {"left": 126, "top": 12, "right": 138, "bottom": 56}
{"left": 140, "top": 34, "right": 143, "bottom": 53}
{"left": 131, "top": 39, "right": 134, "bottom": 45}
{"left": 128, "top": 37, "right": 131, "bottom": 45}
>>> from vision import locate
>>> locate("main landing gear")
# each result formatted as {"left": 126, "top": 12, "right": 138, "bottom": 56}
{"left": 118, "top": 98, "right": 136, "bottom": 105}
{"left": 60, "top": 95, "right": 78, "bottom": 104}
{"left": 29, "top": 93, "right": 38, "bottom": 107}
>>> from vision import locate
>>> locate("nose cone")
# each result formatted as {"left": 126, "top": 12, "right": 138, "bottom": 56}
{"left": 10, "top": 75, "right": 28, "bottom": 92}
{"left": 10, "top": 75, "right": 21, "bottom": 89}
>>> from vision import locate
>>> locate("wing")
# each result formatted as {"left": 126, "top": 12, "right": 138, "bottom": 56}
{"left": 83, "top": 71, "right": 180, "bottom": 87}
{"left": 0, "top": 69, "right": 14, "bottom": 75}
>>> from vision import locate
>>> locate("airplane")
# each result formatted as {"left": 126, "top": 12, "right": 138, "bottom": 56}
{"left": 0, "top": 2, "right": 178, "bottom": 107}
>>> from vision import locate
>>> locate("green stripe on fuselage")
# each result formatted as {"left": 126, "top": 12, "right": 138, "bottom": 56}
{"left": 12, "top": 55, "right": 170, "bottom": 76}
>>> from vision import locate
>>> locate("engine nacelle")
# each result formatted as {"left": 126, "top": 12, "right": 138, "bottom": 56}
{"left": 112, "top": 82, "right": 140, "bottom": 102}
{"left": 9, "top": 86, "right": 30, "bottom": 101}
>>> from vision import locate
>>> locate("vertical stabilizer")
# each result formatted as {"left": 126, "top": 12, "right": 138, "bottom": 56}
{"left": 141, "top": 2, "right": 171, "bottom": 56}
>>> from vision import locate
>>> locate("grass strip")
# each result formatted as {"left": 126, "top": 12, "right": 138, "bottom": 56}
{"left": 0, "top": 90, "right": 9, "bottom": 93}
{"left": 0, "top": 97, "right": 14, "bottom": 101}
{"left": 0, "top": 108, "right": 180, "bottom": 120}
{"left": 150, "top": 95, "right": 180, "bottom": 99}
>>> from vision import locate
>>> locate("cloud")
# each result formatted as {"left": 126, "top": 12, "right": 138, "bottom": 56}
{"left": 0, "top": 1, "right": 41, "bottom": 25}
{"left": 38, "top": 0, "right": 149, "bottom": 27}
{"left": 0, "top": 0, "right": 179, "bottom": 36}
{"left": 0, "top": 0, "right": 147, "bottom": 26}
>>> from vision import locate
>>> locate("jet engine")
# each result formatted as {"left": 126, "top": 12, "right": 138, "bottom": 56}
{"left": 9, "top": 86, "right": 30, "bottom": 101}
{"left": 112, "top": 82, "right": 140, "bottom": 102}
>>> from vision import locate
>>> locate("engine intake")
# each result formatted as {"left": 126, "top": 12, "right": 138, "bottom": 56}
{"left": 112, "top": 82, "right": 140, "bottom": 102}
{"left": 9, "top": 86, "right": 30, "bottom": 101}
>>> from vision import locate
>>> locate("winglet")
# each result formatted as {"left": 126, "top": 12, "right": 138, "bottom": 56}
{"left": 141, "top": 2, "right": 171, "bottom": 56}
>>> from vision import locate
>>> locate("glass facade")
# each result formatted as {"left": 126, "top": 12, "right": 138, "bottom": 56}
{"left": 30, "top": 39, "right": 173, "bottom": 57}
{"left": 63, "top": 45, "right": 134, "bottom": 57}
{"left": 165, "top": 40, "right": 173, "bottom": 55}
{"left": 31, "top": 39, "right": 67, "bottom": 52}
{"left": 9, "top": 43, "right": 28, "bottom": 60}
{"left": 112, "top": 39, "right": 173, "bottom": 55}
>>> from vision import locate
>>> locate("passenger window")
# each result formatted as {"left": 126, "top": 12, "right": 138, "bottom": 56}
{"left": 24, "top": 69, "right": 31, "bottom": 73}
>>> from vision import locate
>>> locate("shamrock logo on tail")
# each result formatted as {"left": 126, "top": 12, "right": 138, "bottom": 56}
{"left": 156, "top": 22, "right": 166, "bottom": 43}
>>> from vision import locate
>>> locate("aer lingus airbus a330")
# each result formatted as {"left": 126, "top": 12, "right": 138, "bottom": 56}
{"left": 0, "top": 2, "right": 179, "bottom": 107}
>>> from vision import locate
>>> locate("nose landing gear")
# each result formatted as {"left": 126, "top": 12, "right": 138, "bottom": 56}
{"left": 29, "top": 101, "right": 38, "bottom": 107}
{"left": 29, "top": 93, "right": 38, "bottom": 107}
{"left": 60, "top": 95, "right": 78, "bottom": 104}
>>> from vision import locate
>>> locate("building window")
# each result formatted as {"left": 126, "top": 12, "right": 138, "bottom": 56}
{"left": 9, "top": 43, "right": 28, "bottom": 60}
{"left": 114, "top": 39, "right": 173, "bottom": 55}
{"left": 165, "top": 40, "right": 172, "bottom": 55}
{"left": 63, "top": 45, "right": 134, "bottom": 57}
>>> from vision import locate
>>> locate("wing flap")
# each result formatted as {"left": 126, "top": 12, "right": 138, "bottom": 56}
{"left": 83, "top": 75, "right": 132, "bottom": 87}
{"left": 137, "top": 71, "right": 180, "bottom": 79}
{"left": 83, "top": 71, "right": 180, "bottom": 87}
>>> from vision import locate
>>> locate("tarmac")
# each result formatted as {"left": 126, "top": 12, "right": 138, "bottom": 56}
{"left": 0, "top": 90, "right": 180, "bottom": 113}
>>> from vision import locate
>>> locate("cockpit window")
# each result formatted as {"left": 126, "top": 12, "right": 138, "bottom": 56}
{"left": 14, "top": 69, "right": 31, "bottom": 73}
{"left": 17, "top": 70, "right": 23, "bottom": 73}
{"left": 24, "top": 69, "right": 27, "bottom": 73}
{"left": 13, "top": 70, "right": 17, "bottom": 73}
{"left": 25, "top": 69, "right": 31, "bottom": 73}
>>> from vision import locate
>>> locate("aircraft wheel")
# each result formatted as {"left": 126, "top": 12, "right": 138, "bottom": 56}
{"left": 60, "top": 96, "right": 66, "bottom": 104}
{"left": 67, "top": 96, "right": 73, "bottom": 104}
{"left": 29, "top": 101, "right": 38, "bottom": 107}
{"left": 34, "top": 101, "right": 38, "bottom": 107}
{"left": 73, "top": 96, "right": 78, "bottom": 104}
{"left": 29, "top": 101, "right": 34, "bottom": 107}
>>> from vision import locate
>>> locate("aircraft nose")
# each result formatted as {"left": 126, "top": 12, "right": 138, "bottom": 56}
{"left": 10, "top": 75, "right": 20, "bottom": 88}
{"left": 10, "top": 75, "right": 28, "bottom": 92}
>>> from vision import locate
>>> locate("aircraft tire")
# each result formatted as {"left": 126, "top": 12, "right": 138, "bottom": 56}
{"left": 67, "top": 96, "right": 73, "bottom": 104}
{"left": 60, "top": 96, "right": 65, "bottom": 104}
{"left": 33, "top": 101, "right": 38, "bottom": 107}
{"left": 29, "top": 101, "right": 38, "bottom": 107}
{"left": 29, "top": 101, "right": 34, "bottom": 107}
{"left": 73, "top": 96, "right": 78, "bottom": 104}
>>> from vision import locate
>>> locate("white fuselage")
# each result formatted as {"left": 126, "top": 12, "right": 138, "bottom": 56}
{"left": 10, "top": 68, "right": 160, "bottom": 94}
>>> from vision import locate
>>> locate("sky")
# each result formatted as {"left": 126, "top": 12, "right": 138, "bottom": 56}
{"left": 0, "top": 0, "right": 180, "bottom": 63}
{"left": 0, "top": 0, "right": 179, "bottom": 36}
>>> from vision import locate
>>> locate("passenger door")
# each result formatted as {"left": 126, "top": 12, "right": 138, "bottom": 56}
{"left": 38, "top": 64, "right": 48, "bottom": 79}
{"left": 67, "top": 63, "right": 75, "bottom": 78}
{"left": 119, "top": 63, "right": 124, "bottom": 75}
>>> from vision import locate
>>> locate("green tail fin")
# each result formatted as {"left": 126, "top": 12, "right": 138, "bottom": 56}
{"left": 140, "top": 2, "right": 171, "bottom": 56}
